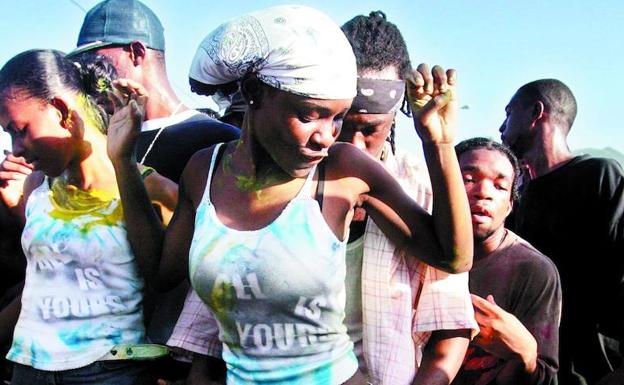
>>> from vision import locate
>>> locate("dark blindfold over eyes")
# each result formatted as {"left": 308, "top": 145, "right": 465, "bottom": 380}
{"left": 350, "top": 77, "right": 405, "bottom": 114}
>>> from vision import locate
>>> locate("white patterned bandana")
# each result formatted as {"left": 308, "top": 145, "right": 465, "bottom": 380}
{"left": 189, "top": 5, "right": 357, "bottom": 100}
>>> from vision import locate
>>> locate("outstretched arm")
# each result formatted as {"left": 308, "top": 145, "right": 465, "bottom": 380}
{"left": 356, "top": 64, "right": 472, "bottom": 273}
{"left": 107, "top": 79, "right": 205, "bottom": 291}
{"left": 106, "top": 79, "right": 167, "bottom": 284}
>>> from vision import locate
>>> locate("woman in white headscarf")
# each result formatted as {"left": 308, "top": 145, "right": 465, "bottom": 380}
{"left": 107, "top": 5, "right": 473, "bottom": 385}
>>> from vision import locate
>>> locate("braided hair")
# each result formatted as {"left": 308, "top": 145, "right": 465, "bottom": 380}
{"left": 342, "top": 11, "right": 412, "bottom": 154}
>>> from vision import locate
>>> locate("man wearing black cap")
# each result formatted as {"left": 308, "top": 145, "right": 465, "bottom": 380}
{"left": 68, "top": 0, "right": 239, "bottom": 184}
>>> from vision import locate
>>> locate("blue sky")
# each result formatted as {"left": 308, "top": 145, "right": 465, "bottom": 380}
{"left": 1, "top": 0, "right": 623, "bottom": 156}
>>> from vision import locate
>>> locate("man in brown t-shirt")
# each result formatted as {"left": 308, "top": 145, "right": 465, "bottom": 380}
{"left": 452, "top": 138, "right": 562, "bottom": 385}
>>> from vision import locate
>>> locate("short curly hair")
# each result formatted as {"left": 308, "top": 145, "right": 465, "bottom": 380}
{"left": 516, "top": 79, "right": 577, "bottom": 134}
{"left": 455, "top": 137, "right": 521, "bottom": 202}
{"left": 341, "top": 11, "right": 412, "bottom": 80}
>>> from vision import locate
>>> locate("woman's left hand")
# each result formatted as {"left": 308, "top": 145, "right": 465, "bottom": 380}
{"left": 406, "top": 64, "right": 458, "bottom": 145}
{"left": 106, "top": 78, "right": 148, "bottom": 165}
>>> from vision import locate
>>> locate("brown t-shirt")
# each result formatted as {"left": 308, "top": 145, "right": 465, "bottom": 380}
{"left": 453, "top": 230, "right": 562, "bottom": 385}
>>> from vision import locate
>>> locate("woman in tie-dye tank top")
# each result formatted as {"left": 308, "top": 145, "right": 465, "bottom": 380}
{"left": 0, "top": 49, "right": 177, "bottom": 384}
{"left": 108, "top": 5, "right": 474, "bottom": 385}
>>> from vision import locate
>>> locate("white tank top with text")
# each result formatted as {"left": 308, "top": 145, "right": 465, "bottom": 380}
{"left": 189, "top": 143, "right": 357, "bottom": 385}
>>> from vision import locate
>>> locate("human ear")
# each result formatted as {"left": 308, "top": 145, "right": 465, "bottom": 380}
{"left": 506, "top": 198, "right": 513, "bottom": 217}
{"left": 50, "top": 97, "right": 71, "bottom": 129}
{"left": 240, "top": 75, "right": 265, "bottom": 110}
{"left": 128, "top": 41, "right": 147, "bottom": 66}
{"left": 532, "top": 100, "right": 545, "bottom": 122}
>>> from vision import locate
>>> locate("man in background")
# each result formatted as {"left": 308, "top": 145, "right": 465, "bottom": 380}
{"left": 500, "top": 79, "right": 624, "bottom": 384}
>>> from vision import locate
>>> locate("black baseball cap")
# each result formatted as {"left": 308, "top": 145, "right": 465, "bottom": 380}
{"left": 68, "top": 0, "right": 165, "bottom": 57}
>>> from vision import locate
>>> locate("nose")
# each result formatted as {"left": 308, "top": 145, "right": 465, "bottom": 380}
{"left": 499, "top": 120, "right": 507, "bottom": 141}
{"left": 310, "top": 120, "right": 339, "bottom": 150}
{"left": 11, "top": 138, "right": 26, "bottom": 158}
{"left": 472, "top": 180, "right": 495, "bottom": 200}
{"left": 348, "top": 131, "right": 367, "bottom": 153}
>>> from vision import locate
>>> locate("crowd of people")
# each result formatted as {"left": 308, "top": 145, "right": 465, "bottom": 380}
{"left": 0, "top": 1, "right": 622, "bottom": 384}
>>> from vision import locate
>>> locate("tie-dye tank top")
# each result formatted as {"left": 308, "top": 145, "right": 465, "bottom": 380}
{"left": 189, "top": 144, "right": 357, "bottom": 385}
{"left": 7, "top": 176, "right": 145, "bottom": 370}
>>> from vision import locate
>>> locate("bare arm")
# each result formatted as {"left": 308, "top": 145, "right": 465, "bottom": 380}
{"left": 106, "top": 80, "right": 167, "bottom": 285}
{"left": 143, "top": 169, "right": 178, "bottom": 226}
{"left": 414, "top": 329, "right": 470, "bottom": 385}
{"left": 107, "top": 79, "right": 208, "bottom": 291}
{"left": 405, "top": 64, "right": 472, "bottom": 273}
{"left": 342, "top": 65, "right": 472, "bottom": 273}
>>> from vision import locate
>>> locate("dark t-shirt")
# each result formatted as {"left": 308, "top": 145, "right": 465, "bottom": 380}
{"left": 136, "top": 112, "right": 240, "bottom": 183}
{"left": 453, "top": 230, "right": 561, "bottom": 385}
{"left": 513, "top": 155, "right": 624, "bottom": 384}
{"left": 135, "top": 112, "right": 239, "bottom": 344}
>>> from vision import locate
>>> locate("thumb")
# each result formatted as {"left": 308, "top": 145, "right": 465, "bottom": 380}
{"left": 129, "top": 100, "right": 144, "bottom": 127}
{"left": 417, "top": 90, "right": 453, "bottom": 119}
{"left": 486, "top": 294, "right": 497, "bottom": 305}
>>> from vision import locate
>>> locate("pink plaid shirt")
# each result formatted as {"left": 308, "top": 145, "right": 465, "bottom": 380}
{"left": 167, "top": 144, "right": 477, "bottom": 384}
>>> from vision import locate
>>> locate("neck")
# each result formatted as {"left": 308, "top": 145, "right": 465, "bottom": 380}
{"left": 228, "top": 117, "right": 291, "bottom": 192}
{"left": 474, "top": 227, "right": 508, "bottom": 260}
{"left": 64, "top": 127, "right": 117, "bottom": 193}
{"left": 134, "top": 69, "right": 188, "bottom": 120}
{"left": 522, "top": 123, "right": 573, "bottom": 177}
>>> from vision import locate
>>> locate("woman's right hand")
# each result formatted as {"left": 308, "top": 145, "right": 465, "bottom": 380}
{"left": 0, "top": 152, "right": 32, "bottom": 211}
{"left": 106, "top": 79, "right": 148, "bottom": 165}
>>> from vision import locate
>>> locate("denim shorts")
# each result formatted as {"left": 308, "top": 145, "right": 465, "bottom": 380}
{"left": 11, "top": 360, "right": 154, "bottom": 385}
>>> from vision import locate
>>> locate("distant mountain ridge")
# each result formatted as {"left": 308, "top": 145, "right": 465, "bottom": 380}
{"left": 574, "top": 147, "right": 624, "bottom": 167}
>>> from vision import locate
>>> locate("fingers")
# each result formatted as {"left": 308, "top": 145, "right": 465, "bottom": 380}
{"left": 112, "top": 78, "right": 149, "bottom": 98}
{"left": 1, "top": 155, "right": 33, "bottom": 177}
{"left": 408, "top": 64, "right": 456, "bottom": 110}
{"left": 432, "top": 65, "right": 448, "bottom": 93}
{"left": 447, "top": 69, "right": 457, "bottom": 86}
{"left": 108, "top": 78, "right": 150, "bottom": 113}
{"left": 415, "top": 91, "right": 453, "bottom": 123}
{"left": 471, "top": 294, "right": 499, "bottom": 316}
{"left": 129, "top": 100, "right": 144, "bottom": 126}
{"left": 486, "top": 294, "right": 497, "bottom": 305}
{"left": 107, "top": 90, "right": 125, "bottom": 111}
{"left": 417, "top": 63, "right": 433, "bottom": 94}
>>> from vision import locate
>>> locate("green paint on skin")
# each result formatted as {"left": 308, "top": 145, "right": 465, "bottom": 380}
{"left": 220, "top": 140, "right": 286, "bottom": 200}
{"left": 75, "top": 93, "right": 106, "bottom": 134}
{"left": 48, "top": 176, "right": 123, "bottom": 233}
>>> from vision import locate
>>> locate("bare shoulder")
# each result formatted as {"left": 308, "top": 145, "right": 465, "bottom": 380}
{"left": 326, "top": 142, "right": 392, "bottom": 194}
{"left": 326, "top": 142, "right": 375, "bottom": 180}
{"left": 180, "top": 142, "right": 229, "bottom": 206}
